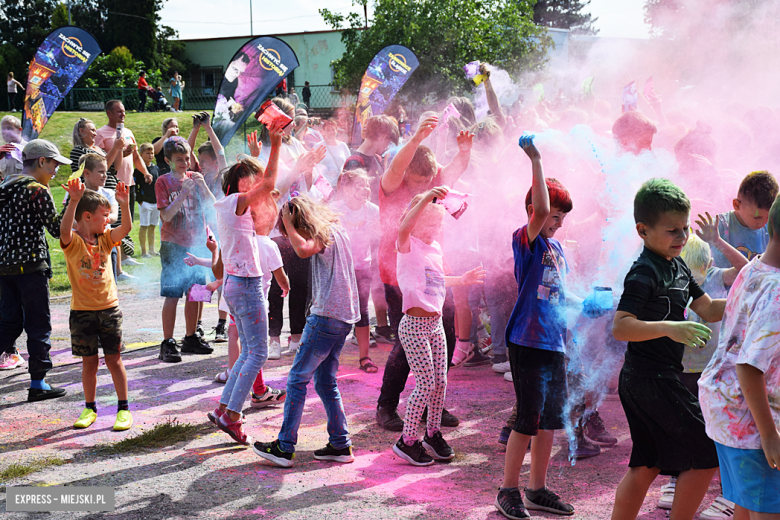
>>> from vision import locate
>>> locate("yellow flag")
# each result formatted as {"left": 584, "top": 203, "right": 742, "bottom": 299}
{"left": 68, "top": 162, "right": 85, "bottom": 182}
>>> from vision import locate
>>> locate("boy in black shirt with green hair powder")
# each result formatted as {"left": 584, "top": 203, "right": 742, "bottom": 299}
{"left": 610, "top": 178, "right": 727, "bottom": 520}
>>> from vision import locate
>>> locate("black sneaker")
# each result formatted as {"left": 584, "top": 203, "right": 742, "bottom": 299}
{"left": 181, "top": 334, "right": 214, "bottom": 355}
{"left": 159, "top": 338, "right": 182, "bottom": 363}
{"left": 27, "top": 386, "right": 67, "bottom": 402}
{"left": 495, "top": 487, "right": 531, "bottom": 519}
{"left": 498, "top": 426, "right": 512, "bottom": 445}
{"left": 373, "top": 326, "right": 397, "bottom": 344}
{"left": 523, "top": 486, "right": 575, "bottom": 515}
{"left": 421, "top": 407, "right": 460, "bottom": 427}
{"left": 313, "top": 443, "right": 355, "bottom": 463}
{"left": 195, "top": 322, "right": 205, "bottom": 339}
{"left": 213, "top": 322, "right": 227, "bottom": 343}
{"left": 569, "top": 426, "right": 601, "bottom": 459}
{"left": 376, "top": 405, "right": 404, "bottom": 431}
{"left": 464, "top": 344, "right": 492, "bottom": 367}
{"left": 422, "top": 430, "right": 454, "bottom": 460}
{"left": 252, "top": 440, "right": 295, "bottom": 468}
{"left": 392, "top": 437, "right": 434, "bottom": 466}
{"left": 583, "top": 411, "right": 618, "bottom": 446}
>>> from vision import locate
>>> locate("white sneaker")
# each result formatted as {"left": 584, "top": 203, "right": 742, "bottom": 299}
{"left": 121, "top": 257, "right": 143, "bottom": 266}
{"left": 267, "top": 338, "right": 281, "bottom": 360}
{"left": 348, "top": 334, "right": 358, "bottom": 346}
{"left": 116, "top": 272, "right": 137, "bottom": 281}
{"left": 657, "top": 477, "right": 676, "bottom": 510}
{"left": 503, "top": 371, "right": 513, "bottom": 382}
{"left": 699, "top": 495, "right": 735, "bottom": 519}
{"left": 214, "top": 369, "right": 229, "bottom": 383}
{"left": 492, "top": 361, "right": 511, "bottom": 373}
{"left": 281, "top": 339, "right": 299, "bottom": 356}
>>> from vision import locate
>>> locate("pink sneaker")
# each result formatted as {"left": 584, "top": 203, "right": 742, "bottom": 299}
{"left": 207, "top": 407, "right": 245, "bottom": 426}
{"left": 0, "top": 352, "right": 25, "bottom": 370}
{"left": 217, "top": 414, "right": 252, "bottom": 446}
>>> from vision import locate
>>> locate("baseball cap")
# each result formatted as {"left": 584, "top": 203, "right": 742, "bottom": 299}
{"left": 22, "top": 139, "right": 72, "bottom": 165}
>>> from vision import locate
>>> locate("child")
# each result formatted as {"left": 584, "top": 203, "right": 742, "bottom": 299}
{"left": 711, "top": 170, "right": 778, "bottom": 269}
{"left": 60, "top": 179, "right": 133, "bottom": 431}
{"left": 253, "top": 195, "right": 361, "bottom": 467}
{"left": 0, "top": 115, "right": 25, "bottom": 180}
{"left": 610, "top": 178, "right": 727, "bottom": 520}
{"left": 330, "top": 169, "right": 381, "bottom": 373}
{"left": 496, "top": 139, "right": 577, "bottom": 519}
{"left": 209, "top": 123, "right": 284, "bottom": 445}
{"left": 699, "top": 194, "right": 780, "bottom": 520}
{"left": 0, "top": 140, "right": 70, "bottom": 395}
{"left": 392, "top": 187, "right": 485, "bottom": 466}
{"left": 155, "top": 136, "right": 216, "bottom": 362}
{"left": 133, "top": 143, "right": 160, "bottom": 257}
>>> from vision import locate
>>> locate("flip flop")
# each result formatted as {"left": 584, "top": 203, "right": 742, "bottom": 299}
{"left": 359, "top": 357, "right": 378, "bottom": 373}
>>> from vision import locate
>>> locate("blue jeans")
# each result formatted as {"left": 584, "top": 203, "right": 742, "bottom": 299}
{"left": 0, "top": 272, "right": 53, "bottom": 380}
{"left": 220, "top": 275, "right": 268, "bottom": 413}
{"left": 278, "top": 314, "right": 352, "bottom": 453}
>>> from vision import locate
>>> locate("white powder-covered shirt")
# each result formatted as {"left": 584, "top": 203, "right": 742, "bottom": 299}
{"left": 257, "top": 235, "right": 283, "bottom": 298}
{"left": 397, "top": 236, "right": 446, "bottom": 314}
{"left": 214, "top": 193, "right": 262, "bottom": 278}
{"left": 329, "top": 199, "right": 379, "bottom": 271}
{"left": 699, "top": 256, "right": 780, "bottom": 449}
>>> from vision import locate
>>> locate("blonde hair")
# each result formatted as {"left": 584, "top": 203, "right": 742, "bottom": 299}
{"left": 278, "top": 195, "right": 340, "bottom": 248}
{"left": 680, "top": 233, "right": 710, "bottom": 285}
{"left": 71, "top": 117, "right": 93, "bottom": 147}
{"left": 139, "top": 142, "right": 154, "bottom": 154}
{"left": 161, "top": 117, "right": 178, "bottom": 134}
{"left": 79, "top": 153, "right": 107, "bottom": 171}
{"left": 335, "top": 168, "right": 370, "bottom": 199}
{"left": 1, "top": 115, "right": 22, "bottom": 130}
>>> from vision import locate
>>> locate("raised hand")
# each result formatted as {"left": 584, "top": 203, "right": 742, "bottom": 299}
{"left": 115, "top": 181, "right": 129, "bottom": 205}
{"left": 268, "top": 120, "right": 286, "bottom": 147}
{"left": 456, "top": 130, "right": 474, "bottom": 153}
{"left": 425, "top": 185, "right": 450, "bottom": 204}
{"left": 695, "top": 212, "right": 721, "bottom": 244}
{"left": 667, "top": 321, "right": 712, "bottom": 349}
{"left": 62, "top": 177, "right": 86, "bottom": 202}
{"left": 206, "top": 233, "right": 218, "bottom": 252}
{"left": 247, "top": 130, "right": 262, "bottom": 157}
{"left": 461, "top": 265, "right": 486, "bottom": 286}
{"left": 519, "top": 135, "right": 541, "bottom": 161}
{"left": 414, "top": 116, "right": 438, "bottom": 142}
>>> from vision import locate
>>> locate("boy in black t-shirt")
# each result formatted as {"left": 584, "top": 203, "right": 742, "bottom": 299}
{"left": 610, "top": 178, "right": 727, "bottom": 520}
{"left": 134, "top": 143, "right": 160, "bottom": 257}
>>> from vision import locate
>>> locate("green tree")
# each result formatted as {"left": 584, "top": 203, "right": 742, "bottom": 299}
{"left": 533, "top": 0, "right": 598, "bottom": 34}
{"left": 103, "top": 0, "right": 158, "bottom": 68}
{"left": 51, "top": 2, "right": 69, "bottom": 29}
{"left": 321, "top": 0, "right": 551, "bottom": 99}
{"left": 0, "top": 0, "right": 58, "bottom": 66}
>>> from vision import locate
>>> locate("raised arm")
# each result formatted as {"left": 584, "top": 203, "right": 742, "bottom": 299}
{"left": 382, "top": 116, "right": 438, "bottom": 195}
{"left": 236, "top": 122, "right": 284, "bottom": 216}
{"left": 201, "top": 114, "right": 227, "bottom": 171}
{"left": 480, "top": 64, "right": 506, "bottom": 128}
{"left": 398, "top": 186, "right": 447, "bottom": 253}
{"left": 520, "top": 139, "right": 549, "bottom": 244}
{"left": 110, "top": 182, "right": 132, "bottom": 244}
{"left": 187, "top": 118, "right": 200, "bottom": 157}
{"left": 60, "top": 178, "right": 85, "bottom": 247}
{"left": 439, "top": 130, "right": 474, "bottom": 188}
{"left": 280, "top": 203, "right": 324, "bottom": 259}
{"left": 695, "top": 212, "right": 748, "bottom": 285}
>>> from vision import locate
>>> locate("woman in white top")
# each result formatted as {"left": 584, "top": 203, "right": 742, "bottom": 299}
{"left": 392, "top": 187, "right": 485, "bottom": 467}
{"left": 256, "top": 97, "right": 326, "bottom": 355}
{"left": 6, "top": 72, "right": 23, "bottom": 112}
{"left": 317, "top": 118, "right": 351, "bottom": 188}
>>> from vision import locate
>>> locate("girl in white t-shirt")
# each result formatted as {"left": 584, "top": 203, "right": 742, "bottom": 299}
{"left": 330, "top": 169, "right": 380, "bottom": 372}
{"left": 208, "top": 122, "right": 284, "bottom": 446}
{"left": 392, "top": 187, "right": 485, "bottom": 466}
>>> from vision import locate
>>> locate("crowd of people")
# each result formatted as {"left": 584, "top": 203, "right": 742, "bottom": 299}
{"left": 2, "top": 62, "right": 780, "bottom": 520}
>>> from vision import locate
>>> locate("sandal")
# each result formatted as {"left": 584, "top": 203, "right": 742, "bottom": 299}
{"left": 450, "top": 344, "right": 474, "bottom": 368}
{"left": 359, "top": 357, "right": 378, "bottom": 373}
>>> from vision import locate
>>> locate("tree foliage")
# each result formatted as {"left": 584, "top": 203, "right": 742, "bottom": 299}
{"left": 81, "top": 47, "right": 163, "bottom": 88}
{"left": 321, "top": 0, "right": 551, "bottom": 99}
{"left": 533, "top": 0, "right": 598, "bottom": 34}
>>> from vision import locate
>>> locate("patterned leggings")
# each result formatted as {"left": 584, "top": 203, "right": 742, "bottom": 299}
{"left": 399, "top": 314, "right": 448, "bottom": 440}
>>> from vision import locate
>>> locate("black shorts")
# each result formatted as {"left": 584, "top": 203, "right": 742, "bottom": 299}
{"left": 160, "top": 241, "right": 208, "bottom": 298}
{"left": 508, "top": 341, "right": 567, "bottom": 435}
{"left": 70, "top": 307, "right": 124, "bottom": 357}
{"left": 619, "top": 366, "right": 718, "bottom": 475}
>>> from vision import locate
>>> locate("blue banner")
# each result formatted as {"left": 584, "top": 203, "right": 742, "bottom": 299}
{"left": 212, "top": 36, "right": 299, "bottom": 146}
{"left": 22, "top": 26, "right": 101, "bottom": 140}
{"left": 351, "top": 45, "right": 419, "bottom": 146}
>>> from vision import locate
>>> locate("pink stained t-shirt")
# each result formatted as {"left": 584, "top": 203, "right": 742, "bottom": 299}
{"left": 396, "top": 236, "right": 446, "bottom": 314}
{"left": 213, "top": 193, "right": 262, "bottom": 278}
{"left": 95, "top": 125, "right": 136, "bottom": 186}
{"left": 155, "top": 171, "right": 207, "bottom": 247}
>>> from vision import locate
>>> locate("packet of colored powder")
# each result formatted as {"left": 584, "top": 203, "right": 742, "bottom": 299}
{"left": 255, "top": 100, "right": 293, "bottom": 128}
{"left": 188, "top": 284, "right": 213, "bottom": 303}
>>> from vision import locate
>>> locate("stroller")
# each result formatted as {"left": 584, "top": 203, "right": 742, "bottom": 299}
{"left": 147, "top": 88, "right": 173, "bottom": 112}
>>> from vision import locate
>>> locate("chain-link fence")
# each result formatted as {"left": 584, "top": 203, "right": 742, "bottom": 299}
{"left": 22, "top": 84, "right": 356, "bottom": 113}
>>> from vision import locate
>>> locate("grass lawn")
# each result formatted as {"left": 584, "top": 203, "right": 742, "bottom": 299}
{"left": 1, "top": 109, "right": 263, "bottom": 295}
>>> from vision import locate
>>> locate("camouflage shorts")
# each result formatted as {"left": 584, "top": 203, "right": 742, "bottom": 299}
{"left": 69, "top": 307, "right": 124, "bottom": 357}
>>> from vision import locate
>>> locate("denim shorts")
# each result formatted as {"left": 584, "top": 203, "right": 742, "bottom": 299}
{"left": 160, "top": 241, "right": 208, "bottom": 298}
{"left": 717, "top": 442, "right": 780, "bottom": 513}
